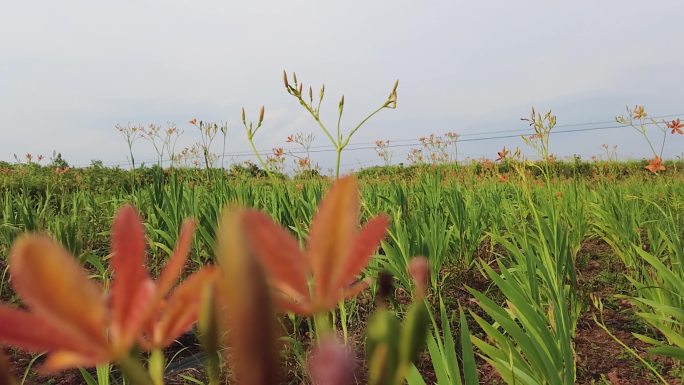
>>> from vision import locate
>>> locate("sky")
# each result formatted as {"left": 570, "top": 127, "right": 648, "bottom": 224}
{"left": 1, "top": 1, "right": 683, "bottom": 172}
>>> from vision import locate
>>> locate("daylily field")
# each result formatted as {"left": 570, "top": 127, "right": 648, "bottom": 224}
{"left": 0, "top": 99, "right": 683, "bottom": 385}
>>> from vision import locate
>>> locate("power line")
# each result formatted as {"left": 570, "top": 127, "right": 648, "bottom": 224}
{"left": 285, "top": 112, "right": 684, "bottom": 150}
{"left": 217, "top": 118, "right": 680, "bottom": 156}
{"left": 71, "top": 114, "right": 682, "bottom": 168}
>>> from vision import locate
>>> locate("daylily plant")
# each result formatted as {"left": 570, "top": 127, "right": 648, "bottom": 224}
{"left": 646, "top": 156, "right": 666, "bottom": 174}
{"left": 0, "top": 176, "right": 429, "bottom": 385}
{"left": 667, "top": 118, "right": 683, "bottom": 135}
{"left": 0, "top": 205, "right": 215, "bottom": 376}
{"left": 242, "top": 175, "right": 389, "bottom": 315}
{"left": 496, "top": 146, "right": 510, "bottom": 162}
{"left": 213, "top": 179, "right": 430, "bottom": 385}
{"left": 616, "top": 106, "right": 682, "bottom": 174}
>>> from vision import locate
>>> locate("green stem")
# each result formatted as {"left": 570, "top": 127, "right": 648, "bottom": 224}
{"left": 659, "top": 128, "right": 667, "bottom": 158}
{"left": 454, "top": 141, "right": 459, "bottom": 164}
{"left": 313, "top": 312, "right": 331, "bottom": 342}
{"left": 636, "top": 124, "right": 659, "bottom": 158}
{"left": 203, "top": 148, "right": 211, "bottom": 171}
{"left": 206, "top": 352, "right": 220, "bottom": 385}
{"left": 221, "top": 129, "right": 228, "bottom": 170}
{"left": 299, "top": 98, "right": 336, "bottom": 145}
{"left": 119, "top": 355, "right": 154, "bottom": 385}
{"left": 128, "top": 145, "right": 136, "bottom": 191}
{"left": 337, "top": 108, "right": 343, "bottom": 145}
{"left": 338, "top": 301, "right": 348, "bottom": 344}
{"left": 341, "top": 104, "right": 387, "bottom": 148}
{"left": 248, "top": 137, "right": 274, "bottom": 179}
{"left": 335, "top": 147, "right": 342, "bottom": 179}
{"left": 149, "top": 349, "right": 165, "bottom": 385}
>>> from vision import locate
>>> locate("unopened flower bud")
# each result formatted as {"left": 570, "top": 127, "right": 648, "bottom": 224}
{"left": 408, "top": 257, "right": 429, "bottom": 299}
{"left": 259, "top": 106, "right": 265, "bottom": 123}
{"left": 216, "top": 209, "right": 280, "bottom": 385}
{"left": 376, "top": 271, "right": 394, "bottom": 306}
{"left": 308, "top": 337, "right": 355, "bottom": 385}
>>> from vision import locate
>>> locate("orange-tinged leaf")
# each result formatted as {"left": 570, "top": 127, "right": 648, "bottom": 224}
{"left": 156, "top": 219, "right": 196, "bottom": 299}
{"left": 110, "top": 279, "right": 155, "bottom": 352}
{"left": 306, "top": 176, "right": 359, "bottom": 301}
{"left": 334, "top": 214, "right": 389, "bottom": 289}
{"left": 242, "top": 210, "right": 309, "bottom": 299}
{"left": 40, "top": 350, "right": 106, "bottom": 373}
{"left": 339, "top": 279, "right": 370, "bottom": 306}
{"left": 110, "top": 205, "right": 152, "bottom": 341}
{"left": 0, "top": 305, "right": 104, "bottom": 357}
{"left": 273, "top": 293, "right": 313, "bottom": 315}
{"left": 9, "top": 235, "right": 108, "bottom": 348}
{"left": 153, "top": 267, "right": 218, "bottom": 347}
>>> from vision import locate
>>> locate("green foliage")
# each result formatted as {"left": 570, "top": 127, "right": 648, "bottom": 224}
{"left": 366, "top": 301, "right": 430, "bottom": 385}
{"left": 2, "top": 161, "right": 684, "bottom": 383}
{"left": 425, "top": 298, "right": 478, "bottom": 385}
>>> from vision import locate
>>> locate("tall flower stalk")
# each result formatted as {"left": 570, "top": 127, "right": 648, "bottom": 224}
{"left": 616, "top": 106, "right": 683, "bottom": 174}
{"left": 242, "top": 106, "right": 273, "bottom": 177}
{"left": 283, "top": 71, "right": 398, "bottom": 179}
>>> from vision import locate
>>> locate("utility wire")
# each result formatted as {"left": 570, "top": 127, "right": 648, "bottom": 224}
{"left": 221, "top": 118, "right": 681, "bottom": 157}
{"left": 274, "top": 112, "right": 684, "bottom": 150}
{"left": 71, "top": 114, "right": 682, "bottom": 168}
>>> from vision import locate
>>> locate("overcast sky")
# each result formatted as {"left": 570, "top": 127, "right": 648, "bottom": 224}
{"left": 1, "top": 1, "right": 683, "bottom": 172}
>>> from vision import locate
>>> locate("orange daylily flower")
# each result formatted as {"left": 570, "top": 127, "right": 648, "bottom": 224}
{"left": 0, "top": 235, "right": 112, "bottom": 370}
{"left": 633, "top": 105, "right": 647, "bottom": 119}
{"left": 0, "top": 205, "right": 214, "bottom": 371}
{"left": 496, "top": 147, "right": 510, "bottom": 161}
{"left": 110, "top": 206, "right": 219, "bottom": 351}
{"left": 298, "top": 157, "right": 311, "bottom": 168}
{"left": 667, "top": 118, "right": 683, "bottom": 135}
{"left": 645, "top": 156, "right": 666, "bottom": 174}
{"left": 242, "top": 176, "right": 389, "bottom": 315}
{"left": 54, "top": 167, "right": 70, "bottom": 175}
{"left": 141, "top": 266, "right": 218, "bottom": 349}
{"left": 480, "top": 159, "right": 494, "bottom": 170}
